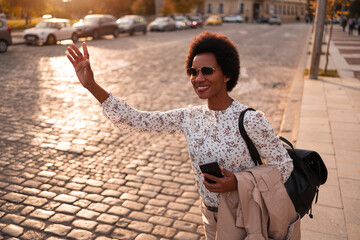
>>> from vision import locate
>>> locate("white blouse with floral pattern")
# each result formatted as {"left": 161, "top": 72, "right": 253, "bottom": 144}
{"left": 101, "top": 94, "right": 293, "bottom": 207}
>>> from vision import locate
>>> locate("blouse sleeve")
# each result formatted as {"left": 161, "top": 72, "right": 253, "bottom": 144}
{"left": 244, "top": 110, "right": 293, "bottom": 182}
{"left": 101, "top": 93, "right": 186, "bottom": 134}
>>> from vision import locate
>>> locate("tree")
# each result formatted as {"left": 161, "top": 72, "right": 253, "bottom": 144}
{"left": 131, "top": 0, "right": 155, "bottom": 16}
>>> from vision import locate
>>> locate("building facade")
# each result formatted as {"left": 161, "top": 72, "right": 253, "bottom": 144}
{"left": 202, "top": 0, "right": 307, "bottom": 22}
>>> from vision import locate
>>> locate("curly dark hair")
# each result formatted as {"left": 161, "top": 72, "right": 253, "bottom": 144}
{"left": 185, "top": 31, "right": 240, "bottom": 92}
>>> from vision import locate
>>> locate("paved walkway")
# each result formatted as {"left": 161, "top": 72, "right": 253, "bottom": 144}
{"left": 295, "top": 26, "right": 360, "bottom": 239}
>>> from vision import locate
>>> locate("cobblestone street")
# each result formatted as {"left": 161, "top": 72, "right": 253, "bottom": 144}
{"left": 0, "top": 23, "right": 311, "bottom": 239}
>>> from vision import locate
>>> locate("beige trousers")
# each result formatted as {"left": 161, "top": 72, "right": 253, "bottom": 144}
{"left": 201, "top": 203, "right": 218, "bottom": 240}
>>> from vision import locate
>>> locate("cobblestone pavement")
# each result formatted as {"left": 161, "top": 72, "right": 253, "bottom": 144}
{"left": 0, "top": 23, "right": 310, "bottom": 239}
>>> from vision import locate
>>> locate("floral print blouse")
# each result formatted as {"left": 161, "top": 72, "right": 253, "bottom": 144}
{"left": 101, "top": 94, "right": 293, "bottom": 207}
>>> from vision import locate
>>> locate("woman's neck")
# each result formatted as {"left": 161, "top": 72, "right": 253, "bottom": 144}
{"left": 207, "top": 96, "right": 233, "bottom": 111}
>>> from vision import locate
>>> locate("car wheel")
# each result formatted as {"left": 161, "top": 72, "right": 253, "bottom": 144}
{"left": 46, "top": 34, "right": 56, "bottom": 45}
{"left": 71, "top": 33, "right": 78, "bottom": 43}
{"left": 0, "top": 40, "right": 8, "bottom": 53}
{"left": 93, "top": 30, "right": 100, "bottom": 40}
{"left": 129, "top": 29, "right": 134, "bottom": 36}
{"left": 143, "top": 28, "right": 147, "bottom": 35}
{"left": 113, "top": 29, "right": 119, "bottom": 38}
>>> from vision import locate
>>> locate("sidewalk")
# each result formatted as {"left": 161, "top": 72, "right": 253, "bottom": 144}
{"left": 295, "top": 26, "right": 360, "bottom": 239}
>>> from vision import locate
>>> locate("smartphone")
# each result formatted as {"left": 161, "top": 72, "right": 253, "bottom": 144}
{"left": 199, "top": 162, "right": 223, "bottom": 184}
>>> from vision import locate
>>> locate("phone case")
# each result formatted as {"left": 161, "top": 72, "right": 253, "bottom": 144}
{"left": 199, "top": 162, "right": 223, "bottom": 184}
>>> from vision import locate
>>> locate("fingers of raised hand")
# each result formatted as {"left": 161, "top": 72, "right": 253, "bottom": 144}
{"left": 67, "top": 44, "right": 85, "bottom": 67}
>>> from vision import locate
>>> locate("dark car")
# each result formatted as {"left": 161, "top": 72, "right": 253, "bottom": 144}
{"left": 116, "top": 15, "right": 147, "bottom": 35}
{"left": 74, "top": 14, "right": 119, "bottom": 39}
{"left": 0, "top": 18, "right": 12, "bottom": 53}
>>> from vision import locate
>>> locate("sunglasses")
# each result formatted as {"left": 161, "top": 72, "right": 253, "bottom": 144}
{"left": 186, "top": 66, "right": 215, "bottom": 77}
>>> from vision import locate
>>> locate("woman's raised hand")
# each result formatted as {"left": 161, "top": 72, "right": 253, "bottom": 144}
{"left": 67, "top": 42, "right": 95, "bottom": 89}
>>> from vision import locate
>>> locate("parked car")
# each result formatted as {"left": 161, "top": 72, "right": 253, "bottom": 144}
{"left": 174, "top": 16, "right": 191, "bottom": 29}
{"left": 188, "top": 16, "right": 203, "bottom": 28}
{"left": 23, "top": 18, "right": 77, "bottom": 45}
{"left": 148, "top": 17, "right": 176, "bottom": 32}
{"left": 223, "top": 14, "right": 244, "bottom": 23}
{"left": 0, "top": 18, "right": 12, "bottom": 53}
{"left": 269, "top": 15, "right": 282, "bottom": 25}
{"left": 117, "top": 15, "right": 147, "bottom": 35}
{"left": 74, "top": 14, "right": 119, "bottom": 39}
{"left": 205, "top": 15, "right": 222, "bottom": 26}
{"left": 256, "top": 16, "right": 269, "bottom": 23}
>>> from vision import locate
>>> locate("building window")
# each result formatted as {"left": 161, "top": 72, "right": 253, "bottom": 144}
{"left": 267, "top": 4, "right": 269, "bottom": 14}
{"left": 287, "top": 6, "right": 290, "bottom": 15}
{"left": 207, "top": 3, "right": 212, "bottom": 13}
{"left": 283, "top": 5, "right": 286, "bottom": 15}
{"left": 239, "top": 3, "right": 244, "bottom": 14}
{"left": 218, "top": 3, "right": 224, "bottom": 14}
{"left": 301, "top": 7, "right": 304, "bottom": 16}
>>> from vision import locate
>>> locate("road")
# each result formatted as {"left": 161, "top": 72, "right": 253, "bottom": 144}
{"left": 0, "top": 23, "right": 311, "bottom": 239}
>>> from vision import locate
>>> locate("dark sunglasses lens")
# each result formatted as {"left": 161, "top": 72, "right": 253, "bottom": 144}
{"left": 187, "top": 68, "right": 198, "bottom": 77}
{"left": 201, "top": 66, "right": 214, "bottom": 75}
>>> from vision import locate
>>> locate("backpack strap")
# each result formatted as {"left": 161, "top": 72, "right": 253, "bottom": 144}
{"left": 238, "top": 108, "right": 262, "bottom": 166}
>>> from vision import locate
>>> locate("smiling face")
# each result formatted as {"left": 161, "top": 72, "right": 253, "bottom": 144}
{"left": 190, "top": 53, "right": 231, "bottom": 109}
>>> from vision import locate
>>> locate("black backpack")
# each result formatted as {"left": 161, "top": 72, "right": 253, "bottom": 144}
{"left": 239, "top": 108, "right": 328, "bottom": 218}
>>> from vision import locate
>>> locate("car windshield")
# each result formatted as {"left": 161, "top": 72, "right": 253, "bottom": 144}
{"left": 154, "top": 18, "right": 168, "bottom": 23}
{"left": 189, "top": 16, "right": 200, "bottom": 21}
{"left": 118, "top": 17, "right": 133, "bottom": 24}
{"left": 36, "top": 21, "right": 58, "bottom": 28}
{"left": 84, "top": 17, "right": 99, "bottom": 24}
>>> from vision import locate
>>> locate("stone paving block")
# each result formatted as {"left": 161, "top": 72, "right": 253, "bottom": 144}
{"left": 128, "top": 220, "right": 154, "bottom": 233}
{"left": 1, "top": 214, "right": 26, "bottom": 224}
{"left": 165, "top": 209, "right": 185, "bottom": 220}
{"left": 76, "top": 209, "right": 101, "bottom": 219}
{"left": 101, "top": 189, "right": 122, "bottom": 197}
{"left": 54, "top": 194, "right": 78, "bottom": 203}
{"left": 122, "top": 200, "right": 144, "bottom": 211}
{"left": 135, "top": 233, "right": 158, "bottom": 240}
{"left": 38, "top": 190, "right": 57, "bottom": 199}
{"left": 85, "top": 194, "right": 104, "bottom": 202}
{"left": 20, "top": 218, "right": 46, "bottom": 230}
{"left": 49, "top": 213, "right": 76, "bottom": 223}
{"left": 173, "top": 231, "right": 199, "bottom": 240}
{"left": 83, "top": 186, "right": 103, "bottom": 194}
{"left": 129, "top": 211, "right": 151, "bottom": 221}
{"left": 56, "top": 203, "right": 81, "bottom": 214}
{"left": 149, "top": 215, "right": 174, "bottom": 227}
{"left": 173, "top": 220, "right": 198, "bottom": 232}
{"left": 183, "top": 213, "right": 203, "bottom": 225}
{"left": 95, "top": 223, "right": 114, "bottom": 235}
{"left": 347, "top": 222, "right": 360, "bottom": 240}
{"left": 72, "top": 219, "right": 98, "bottom": 230}
{"left": 38, "top": 171, "right": 56, "bottom": 178}
{"left": 144, "top": 205, "right": 166, "bottom": 216}
{"left": 5, "top": 184, "right": 24, "bottom": 192}
{"left": 111, "top": 227, "right": 137, "bottom": 239}
{"left": 339, "top": 178, "right": 360, "bottom": 200}
{"left": 67, "top": 228, "right": 94, "bottom": 239}
{"left": 152, "top": 225, "right": 177, "bottom": 238}
{"left": 74, "top": 199, "right": 92, "bottom": 208}
{"left": 102, "top": 197, "right": 123, "bottom": 205}
{"left": 161, "top": 188, "right": 183, "bottom": 197}
{"left": 2, "top": 193, "right": 27, "bottom": 203}
{"left": 0, "top": 202, "right": 25, "bottom": 214}
{"left": 167, "top": 202, "right": 190, "bottom": 211}
{"left": 108, "top": 206, "right": 131, "bottom": 216}
{"left": 29, "top": 209, "right": 55, "bottom": 220}
{"left": 1, "top": 224, "right": 24, "bottom": 237}
{"left": 148, "top": 199, "right": 168, "bottom": 207}
{"left": 301, "top": 229, "right": 347, "bottom": 240}
{"left": 301, "top": 205, "right": 346, "bottom": 238}
{"left": 97, "top": 213, "right": 119, "bottom": 224}
{"left": 44, "top": 223, "right": 72, "bottom": 236}
{"left": 22, "top": 180, "right": 43, "bottom": 188}
{"left": 87, "top": 203, "right": 109, "bottom": 212}
{"left": 21, "top": 230, "right": 47, "bottom": 240}
{"left": 23, "top": 196, "right": 48, "bottom": 207}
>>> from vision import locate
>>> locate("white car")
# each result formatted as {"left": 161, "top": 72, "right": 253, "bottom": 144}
{"left": 24, "top": 18, "right": 78, "bottom": 45}
{"left": 223, "top": 15, "right": 244, "bottom": 23}
{"left": 269, "top": 15, "right": 282, "bottom": 25}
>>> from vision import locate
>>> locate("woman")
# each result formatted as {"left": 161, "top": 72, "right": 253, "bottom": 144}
{"left": 67, "top": 31, "right": 294, "bottom": 239}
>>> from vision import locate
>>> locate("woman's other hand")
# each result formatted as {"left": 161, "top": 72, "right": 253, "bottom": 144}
{"left": 67, "top": 42, "right": 95, "bottom": 89}
{"left": 202, "top": 166, "right": 237, "bottom": 193}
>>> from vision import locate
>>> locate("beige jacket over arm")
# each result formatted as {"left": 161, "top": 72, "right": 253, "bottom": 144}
{"left": 216, "top": 165, "right": 300, "bottom": 240}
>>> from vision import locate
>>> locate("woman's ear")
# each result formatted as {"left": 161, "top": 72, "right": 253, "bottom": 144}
{"left": 224, "top": 77, "right": 230, "bottom": 83}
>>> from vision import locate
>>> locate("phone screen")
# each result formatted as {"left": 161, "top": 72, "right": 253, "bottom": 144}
{"left": 199, "top": 162, "right": 223, "bottom": 184}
